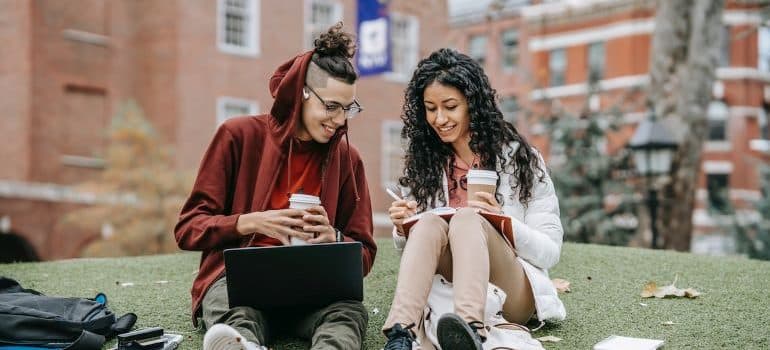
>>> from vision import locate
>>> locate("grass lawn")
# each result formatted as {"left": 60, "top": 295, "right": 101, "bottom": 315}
{"left": 1, "top": 238, "right": 769, "bottom": 349}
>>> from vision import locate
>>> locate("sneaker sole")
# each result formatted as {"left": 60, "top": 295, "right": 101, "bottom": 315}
{"left": 436, "top": 313, "right": 483, "bottom": 350}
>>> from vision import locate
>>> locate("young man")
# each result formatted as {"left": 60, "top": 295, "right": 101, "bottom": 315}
{"left": 174, "top": 24, "right": 376, "bottom": 350}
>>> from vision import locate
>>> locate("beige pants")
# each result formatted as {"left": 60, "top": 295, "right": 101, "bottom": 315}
{"left": 383, "top": 208, "right": 535, "bottom": 336}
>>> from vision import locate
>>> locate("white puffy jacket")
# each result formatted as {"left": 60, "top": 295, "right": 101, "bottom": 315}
{"left": 392, "top": 142, "right": 566, "bottom": 321}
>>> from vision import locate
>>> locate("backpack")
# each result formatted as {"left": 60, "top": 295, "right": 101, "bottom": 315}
{"left": 0, "top": 277, "right": 136, "bottom": 350}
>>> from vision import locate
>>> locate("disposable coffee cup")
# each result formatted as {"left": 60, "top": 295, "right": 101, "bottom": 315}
{"left": 288, "top": 194, "right": 321, "bottom": 245}
{"left": 466, "top": 169, "right": 498, "bottom": 202}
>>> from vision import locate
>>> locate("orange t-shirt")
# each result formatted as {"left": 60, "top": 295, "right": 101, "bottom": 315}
{"left": 268, "top": 138, "right": 326, "bottom": 210}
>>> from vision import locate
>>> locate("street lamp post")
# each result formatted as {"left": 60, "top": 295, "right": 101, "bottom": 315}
{"left": 628, "top": 106, "right": 678, "bottom": 249}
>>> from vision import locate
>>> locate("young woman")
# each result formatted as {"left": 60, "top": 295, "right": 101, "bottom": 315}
{"left": 382, "top": 48, "right": 565, "bottom": 350}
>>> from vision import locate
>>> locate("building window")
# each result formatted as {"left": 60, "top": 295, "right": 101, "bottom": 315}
{"left": 707, "top": 173, "right": 729, "bottom": 213}
{"left": 549, "top": 48, "right": 566, "bottom": 86}
{"left": 304, "top": 0, "right": 342, "bottom": 50}
{"left": 719, "top": 26, "right": 730, "bottom": 67}
{"left": 759, "top": 26, "right": 770, "bottom": 72}
{"left": 500, "top": 95, "right": 519, "bottom": 124}
{"left": 217, "top": 0, "right": 260, "bottom": 56}
{"left": 707, "top": 100, "right": 728, "bottom": 141}
{"left": 587, "top": 42, "right": 605, "bottom": 82}
{"left": 761, "top": 103, "right": 770, "bottom": 140}
{"left": 381, "top": 121, "right": 405, "bottom": 187}
{"left": 468, "top": 35, "right": 488, "bottom": 66}
{"left": 389, "top": 13, "right": 419, "bottom": 80}
{"left": 500, "top": 29, "right": 519, "bottom": 71}
{"left": 217, "top": 97, "right": 258, "bottom": 126}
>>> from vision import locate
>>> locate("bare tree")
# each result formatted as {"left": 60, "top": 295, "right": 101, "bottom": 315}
{"left": 648, "top": 0, "right": 725, "bottom": 250}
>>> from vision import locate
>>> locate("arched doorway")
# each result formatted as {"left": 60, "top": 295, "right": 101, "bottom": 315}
{"left": 0, "top": 231, "right": 40, "bottom": 263}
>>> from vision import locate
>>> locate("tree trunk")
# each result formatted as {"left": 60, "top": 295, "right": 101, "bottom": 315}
{"left": 649, "top": 0, "right": 724, "bottom": 251}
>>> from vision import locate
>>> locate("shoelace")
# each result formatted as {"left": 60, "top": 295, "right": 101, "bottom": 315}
{"left": 384, "top": 323, "right": 416, "bottom": 350}
{"left": 468, "top": 320, "right": 488, "bottom": 342}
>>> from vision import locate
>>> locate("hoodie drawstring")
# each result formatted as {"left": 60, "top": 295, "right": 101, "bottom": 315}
{"left": 345, "top": 132, "right": 360, "bottom": 202}
{"left": 287, "top": 138, "right": 294, "bottom": 198}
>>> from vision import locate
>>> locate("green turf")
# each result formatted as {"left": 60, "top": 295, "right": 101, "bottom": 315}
{"left": 1, "top": 239, "right": 769, "bottom": 349}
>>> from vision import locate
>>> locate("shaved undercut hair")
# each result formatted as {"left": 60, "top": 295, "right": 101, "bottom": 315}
{"left": 306, "top": 62, "right": 332, "bottom": 88}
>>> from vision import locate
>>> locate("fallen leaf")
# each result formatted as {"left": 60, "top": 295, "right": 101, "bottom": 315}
{"left": 120, "top": 282, "right": 135, "bottom": 287}
{"left": 537, "top": 335, "right": 562, "bottom": 343}
{"left": 661, "top": 321, "right": 676, "bottom": 326}
{"left": 640, "top": 276, "right": 700, "bottom": 299}
{"left": 552, "top": 278, "right": 571, "bottom": 293}
{"left": 639, "top": 302, "right": 648, "bottom": 307}
{"left": 640, "top": 281, "right": 658, "bottom": 298}
{"left": 154, "top": 280, "right": 169, "bottom": 284}
{"left": 372, "top": 307, "right": 379, "bottom": 315}
{"left": 683, "top": 288, "right": 701, "bottom": 298}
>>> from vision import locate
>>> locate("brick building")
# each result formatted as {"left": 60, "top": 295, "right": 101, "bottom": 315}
{"left": 448, "top": 0, "right": 769, "bottom": 253}
{"left": 0, "top": 0, "right": 449, "bottom": 260}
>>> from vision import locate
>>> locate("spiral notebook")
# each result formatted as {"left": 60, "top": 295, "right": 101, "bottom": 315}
{"left": 401, "top": 207, "right": 515, "bottom": 247}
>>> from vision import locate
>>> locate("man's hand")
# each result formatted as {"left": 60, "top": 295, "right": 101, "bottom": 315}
{"left": 389, "top": 199, "right": 418, "bottom": 236}
{"left": 303, "top": 206, "right": 337, "bottom": 244}
{"left": 468, "top": 192, "right": 502, "bottom": 214}
{"left": 236, "top": 209, "right": 313, "bottom": 246}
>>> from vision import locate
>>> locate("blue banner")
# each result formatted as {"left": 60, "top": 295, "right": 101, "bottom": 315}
{"left": 357, "top": 0, "right": 390, "bottom": 76}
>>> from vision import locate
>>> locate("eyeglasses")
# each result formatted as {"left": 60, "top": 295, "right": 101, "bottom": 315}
{"left": 305, "top": 85, "right": 363, "bottom": 120}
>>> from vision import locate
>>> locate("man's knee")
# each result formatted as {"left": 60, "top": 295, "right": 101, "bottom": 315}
{"left": 325, "top": 300, "right": 368, "bottom": 323}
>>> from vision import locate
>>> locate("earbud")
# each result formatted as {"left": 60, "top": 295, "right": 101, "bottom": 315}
{"left": 302, "top": 88, "right": 310, "bottom": 100}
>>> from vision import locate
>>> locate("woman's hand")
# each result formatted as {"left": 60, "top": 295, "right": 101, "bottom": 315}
{"left": 389, "top": 199, "right": 418, "bottom": 236}
{"left": 468, "top": 192, "right": 502, "bottom": 214}
{"left": 236, "top": 209, "right": 313, "bottom": 245}
{"left": 303, "top": 206, "right": 337, "bottom": 244}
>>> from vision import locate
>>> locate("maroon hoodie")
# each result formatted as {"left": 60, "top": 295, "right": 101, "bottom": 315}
{"left": 174, "top": 51, "right": 377, "bottom": 326}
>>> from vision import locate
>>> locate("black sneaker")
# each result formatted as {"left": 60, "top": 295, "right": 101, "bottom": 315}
{"left": 383, "top": 323, "right": 416, "bottom": 350}
{"left": 437, "top": 313, "right": 484, "bottom": 350}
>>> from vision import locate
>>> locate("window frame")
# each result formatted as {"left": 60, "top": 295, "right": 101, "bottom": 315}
{"left": 216, "top": 96, "right": 259, "bottom": 126}
{"left": 217, "top": 0, "right": 260, "bottom": 57}
{"left": 759, "top": 26, "right": 770, "bottom": 72}
{"left": 587, "top": 41, "right": 605, "bottom": 82}
{"left": 468, "top": 34, "right": 488, "bottom": 66}
{"left": 304, "top": 0, "right": 343, "bottom": 50}
{"left": 381, "top": 120, "right": 406, "bottom": 189}
{"left": 706, "top": 173, "right": 730, "bottom": 214}
{"left": 549, "top": 48, "right": 567, "bottom": 86}
{"left": 500, "top": 28, "right": 519, "bottom": 72}
{"left": 706, "top": 99, "right": 729, "bottom": 142}
{"left": 384, "top": 12, "right": 420, "bottom": 82}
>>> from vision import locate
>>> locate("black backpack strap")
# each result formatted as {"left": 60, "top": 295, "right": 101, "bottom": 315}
{"left": 108, "top": 313, "right": 138, "bottom": 338}
{"left": 64, "top": 330, "right": 105, "bottom": 350}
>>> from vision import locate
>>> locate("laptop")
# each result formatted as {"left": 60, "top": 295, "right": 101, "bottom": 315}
{"left": 223, "top": 242, "right": 363, "bottom": 311}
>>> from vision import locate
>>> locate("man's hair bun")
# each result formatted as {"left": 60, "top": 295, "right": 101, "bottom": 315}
{"left": 313, "top": 21, "right": 356, "bottom": 59}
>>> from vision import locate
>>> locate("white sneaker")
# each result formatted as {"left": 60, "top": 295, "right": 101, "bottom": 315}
{"left": 203, "top": 324, "right": 266, "bottom": 350}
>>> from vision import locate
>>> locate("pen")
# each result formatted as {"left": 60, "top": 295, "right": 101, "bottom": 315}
{"left": 386, "top": 187, "right": 403, "bottom": 201}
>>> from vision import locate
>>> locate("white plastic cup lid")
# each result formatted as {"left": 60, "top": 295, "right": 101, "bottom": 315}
{"left": 466, "top": 169, "right": 498, "bottom": 185}
{"left": 289, "top": 194, "right": 321, "bottom": 205}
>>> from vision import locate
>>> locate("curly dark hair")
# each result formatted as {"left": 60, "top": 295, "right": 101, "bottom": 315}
{"left": 312, "top": 22, "right": 357, "bottom": 84}
{"left": 399, "top": 48, "right": 545, "bottom": 210}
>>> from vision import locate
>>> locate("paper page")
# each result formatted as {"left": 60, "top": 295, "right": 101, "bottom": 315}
{"left": 593, "top": 335, "right": 664, "bottom": 350}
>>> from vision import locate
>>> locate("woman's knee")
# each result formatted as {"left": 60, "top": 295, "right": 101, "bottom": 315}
{"left": 410, "top": 213, "right": 449, "bottom": 242}
{"left": 448, "top": 207, "right": 485, "bottom": 233}
{"left": 451, "top": 207, "right": 483, "bottom": 224}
